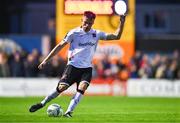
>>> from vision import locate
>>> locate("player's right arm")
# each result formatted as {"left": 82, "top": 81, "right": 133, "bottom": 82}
{"left": 38, "top": 41, "right": 68, "bottom": 69}
{"left": 38, "top": 29, "right": 74, "bottom": 69}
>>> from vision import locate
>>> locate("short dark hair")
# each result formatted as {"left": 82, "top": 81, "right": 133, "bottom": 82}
{"left": 83, "top": 11, "right": 96, "bottom": 19}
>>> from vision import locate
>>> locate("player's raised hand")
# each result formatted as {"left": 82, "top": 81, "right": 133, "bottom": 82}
{"left": 38, "top": 61, "right": 47, "bottom": 69}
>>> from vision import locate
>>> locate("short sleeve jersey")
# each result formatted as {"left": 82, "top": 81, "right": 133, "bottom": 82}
{"left": 63, "top": 27, "right": 107, "bottom": 68}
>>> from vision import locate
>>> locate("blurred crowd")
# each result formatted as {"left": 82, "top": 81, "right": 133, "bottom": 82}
{"left": 93, "top": 50, "right": 180, "bottom": 80}
{"left": 0, "top": 48, "right": 179, "bottom": 80}
{"left": 129, "top": 50, "right": 180, "bottom": 80}
{"left": 0, "top": 49, "right": 66, "bottom": 78}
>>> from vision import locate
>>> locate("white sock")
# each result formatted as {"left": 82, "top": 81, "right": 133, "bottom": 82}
{"left": 65, "top": 92, "right": 83, "bottom": 113}
{"left": 41, "top": 89, "right": 60, "bottom": 106}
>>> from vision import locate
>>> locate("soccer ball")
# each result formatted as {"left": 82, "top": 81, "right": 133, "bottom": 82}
{"left": 47, "top": 103, "right": 63, "bottom": 117}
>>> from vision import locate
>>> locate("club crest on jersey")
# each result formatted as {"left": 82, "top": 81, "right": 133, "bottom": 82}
{"left": 92, "top": 33, "right": 96, "bottom": 37}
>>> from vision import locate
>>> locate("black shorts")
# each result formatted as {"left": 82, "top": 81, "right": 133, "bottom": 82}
{"left": 58, "top": 65, "right": 92, "bottom": 86}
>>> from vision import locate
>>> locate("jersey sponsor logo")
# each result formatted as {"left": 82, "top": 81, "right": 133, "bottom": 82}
{"left": 78, "top": 42, "right": 96, "bottom": 47}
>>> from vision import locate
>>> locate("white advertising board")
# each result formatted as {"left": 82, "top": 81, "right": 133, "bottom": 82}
{"left": 0, "top": 78, "right": 124, "bottom": 96}
{"left": 127, "top": 79, "right": 180, "bottom": 97}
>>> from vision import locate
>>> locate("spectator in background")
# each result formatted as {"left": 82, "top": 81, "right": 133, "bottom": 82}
{"left": 155, "top": 64, "right": 167, "bottom": 79}
{"left": 131, "top": 50, "right": 142, "bottom": 70}
{"left": 129, "top": 63, "right": 138, "bottom": 78}
{"left": 24, "top": 53, "right": 39, "bottom": 77}
{"left": 102, "top": 55, "right": 111, "bottom": 77}
{"left": 110, "top": 59, "right": 119, "bottom": 78}
{"left": 155, "top": 55, "right": 168, "bottom": 78}
{"left": 49, "top": 55, "right": 66, "bottom": 77}
{"left": 138, "top": 62, "right": 153, "bottom": 78}
{"left": 94, "top": 60, "right": 105, "bottom": 78}
{"left": 31, "top": 48, "right": 40, "bottom": 65}
{"left": 129, "top": 51, "right": 142, "bottom": 78}
{"left": 9, "top": 52, "right": 25, "bottom": 77}
{"left": 0, "top": 52, "right": 10, "bottom": 77}
{"left": 138, "top": 54, "right": 153, "bottom": 78}
{"left": 117, "top": 59, "right": 126, "bottom": 71}
{"left": 150, "top": 53, "right": 161, "bottom": 78}
{"left": 172, "top": 50, "right": 180, "bottom": 79}
{"left": 116, "top": 59, "right": 129, "bottom": 80}
{"left": 166, "top": 60, "right": 178, "bottom": 79}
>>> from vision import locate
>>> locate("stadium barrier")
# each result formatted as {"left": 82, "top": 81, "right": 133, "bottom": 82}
{"left": 0, "top": 78, "right": 126, "bottom": 96}
{"left": 127, "top": 79, "right": 180, "bottom": 97}
{"left": 0, "top": 78, "right": 179, "bottom": 97}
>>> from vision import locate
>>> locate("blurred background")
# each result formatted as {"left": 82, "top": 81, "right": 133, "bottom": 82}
{"left": 0, "top": 0, "right": 179, "bottom": 97}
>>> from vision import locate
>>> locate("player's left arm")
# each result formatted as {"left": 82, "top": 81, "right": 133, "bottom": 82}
{"left": 105, "top": 15, "right": 126, "bottom": 40}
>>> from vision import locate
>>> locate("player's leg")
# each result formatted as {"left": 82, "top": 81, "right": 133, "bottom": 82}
{"left": 40, "top": 83, "right": 69, "bottom": 106}
{"left": 64, "top": 81, "right": 89, "bottom": 117}
{"left": 64, "top": 67, "right": 92, "bottom": 117}
{"left": 29, "top": 83, "right": 69, "bottom": 112}
{"left": 29, "top": 65, "right": 74, "bottom": 113}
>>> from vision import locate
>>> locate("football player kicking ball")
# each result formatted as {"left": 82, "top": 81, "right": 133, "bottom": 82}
{"left": 29, "top": 11, "right": 126, "bottom": 118}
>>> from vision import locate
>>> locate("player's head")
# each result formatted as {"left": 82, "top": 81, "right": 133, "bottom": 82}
{"left": 81, "top": 11, "right": 96, "bottom": 32}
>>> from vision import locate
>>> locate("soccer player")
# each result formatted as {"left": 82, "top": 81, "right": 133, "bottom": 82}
{"left": 29, "top": 11, "right": 126, "bottom": 117}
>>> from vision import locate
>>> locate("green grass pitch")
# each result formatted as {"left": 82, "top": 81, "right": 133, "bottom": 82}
{"left": 0, "top": 96, "right": 179, "bottom": 123}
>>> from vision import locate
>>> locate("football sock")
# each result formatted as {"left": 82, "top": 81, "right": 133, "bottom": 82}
{"left": 41, "top": 90, "right": 60, "bottom": 106}
{"left": 65, "top": 92, "right": 83, "bottom": 113}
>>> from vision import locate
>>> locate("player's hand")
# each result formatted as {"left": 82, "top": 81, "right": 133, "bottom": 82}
{"left": 120, "top": 15, "right": 126, "bottom": 23}
{"left": 38, "top": 61, "right": 47, "bottom": 69}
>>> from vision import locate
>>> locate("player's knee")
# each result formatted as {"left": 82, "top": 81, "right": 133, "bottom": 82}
{"left": 77, "top": 81, "right": 89, "bottom": 94}
{"left": 79, "top": 82, "right": 89, "bottom": 90}
{"left": 56, "top": 83, "right": 69, "bottom": 93}
{"left": 77, "top": 89, "right": 85, "bottom": 95}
